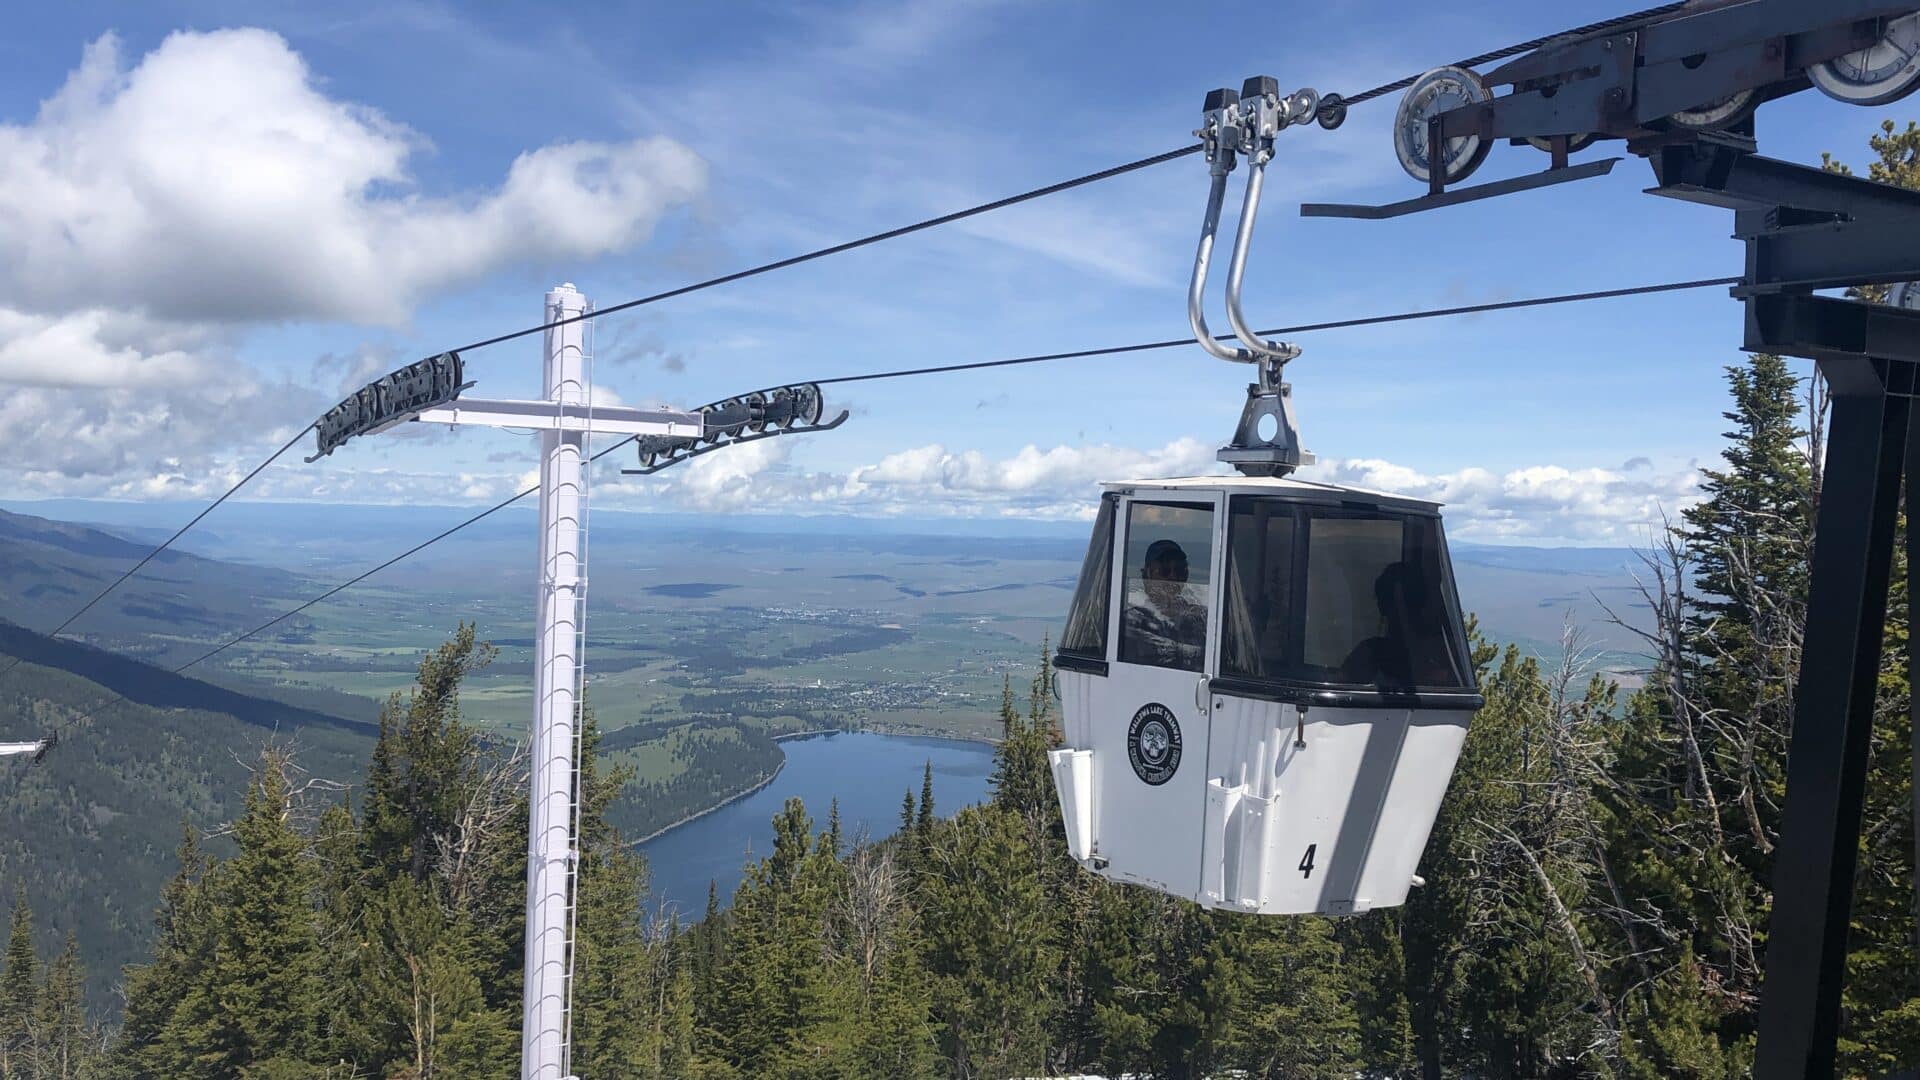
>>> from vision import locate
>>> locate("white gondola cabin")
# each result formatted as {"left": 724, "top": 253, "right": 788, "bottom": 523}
{"left": 1049, "top": 476, "right": 1482, "bottom": 915}
{"left": 1048, "top": 73, "right": 1485, "bottom": 914}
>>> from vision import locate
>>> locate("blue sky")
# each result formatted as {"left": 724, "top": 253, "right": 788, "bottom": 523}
{"left": 0, "top": 0, "right": 1903, "bottom": 544}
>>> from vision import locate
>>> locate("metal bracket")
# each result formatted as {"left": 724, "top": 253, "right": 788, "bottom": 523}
{"left": 1218, "top": 360, "right": 1312, "bottom": 477}
{"left": 1301, "top": 157, "right": 1620, "bottom": 220}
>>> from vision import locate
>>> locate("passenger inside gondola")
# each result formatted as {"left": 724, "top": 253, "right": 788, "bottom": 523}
{"left": 1123, "top": 538, "right": 1208, "bottom": 671}
{"left": 1336, "top": 562, "right": 1417, "bottom": 684}
{"left": 1335, "top": 560, "right": 1459, "bottom": 687}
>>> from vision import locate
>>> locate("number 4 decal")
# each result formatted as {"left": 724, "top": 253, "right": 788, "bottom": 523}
{"left": 1298, "top": 843, "right": 1317, "bottom": 879}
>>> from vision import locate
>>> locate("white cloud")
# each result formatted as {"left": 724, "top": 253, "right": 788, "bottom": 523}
{"left": 70, "top": 424, "right": 1696, "bottom": 547}
{"left": 0, "top": 31, "right": 705, "bottom": 330}
{"left": 1302, "top": 457, "right": 1703, "bottom": 544}
{"left": 0, "top": 29, "right": 707, "bottom": 500}
{"left": 0, "top": 309, "right": 219, "bottom": 388}
{"left": 0, "top": 380, "right": 320, "bottom": 492}
{"left": 579, "top": 438, "right": 1700, "bottom": 544}
{"left": 846, "top": 438, "right": 1217, "bottom": 498}
{"left": 952, "top": 199, "right": 1172, "bottom": 288}
{"left": 0, "top": 31, "right": 706, "bottom": 327}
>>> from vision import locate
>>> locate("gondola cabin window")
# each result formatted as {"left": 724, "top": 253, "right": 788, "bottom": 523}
{"left": 1221, "top": 499, "right": 1470, "bottom": 690}
{"left": 1118, "top": 501, "right": 1215, "bottom": 672}
{"left": 1060, "top": 495, "right": 1117, "bottom": 661}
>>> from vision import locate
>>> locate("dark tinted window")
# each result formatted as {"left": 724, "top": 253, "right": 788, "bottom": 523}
{"left": 1060, "top": 495, "right": 1116, "bottom": 658}
{"left": 1118, "top": 501, "right": 1214, "bottom": 672}
{"left": 1222, "top": 500, "right": 1295, "bottom": 679}
{"left": 1221, "top": 499, "right": 1470, "bottom": 690}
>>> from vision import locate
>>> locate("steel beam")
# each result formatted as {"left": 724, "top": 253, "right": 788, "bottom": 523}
{"left": 415, "top": 398, "right": 702, "bottom": 436}
{"left": 1651, "top": 147, "right": 1920, "bottom": 218}
{"left": 1747, "top": 294, "right": 1920, "bottom": 367}
{"left": 1754, "top": 356, "right": 1908, "bottom": 1080}
{"left": 1743, "top": 218, "right": 1920, "bottom": 295}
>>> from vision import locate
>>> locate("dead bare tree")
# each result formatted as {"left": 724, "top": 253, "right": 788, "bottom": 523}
{"left": 1465, "top": 618, "right": 1624, "bottom": 1067}
{"left": 831, "top": 831, "right": 912, "bottom": 992}
{"left": 432, "top": 738, "right": 528, "bottom": 916}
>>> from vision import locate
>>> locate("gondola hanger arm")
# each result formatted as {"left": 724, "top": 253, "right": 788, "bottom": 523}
{"left": 1186, "top": 78, "right": 1320, "bottom": 367}
{"left": 1186, "top": 87, "right": 1259, "bottom": 365}
{"left": 1224, "top": 77, "right": 1317, "bottom": 364}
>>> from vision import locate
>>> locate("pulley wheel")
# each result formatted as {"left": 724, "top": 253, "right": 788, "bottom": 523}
{"left": 1394, "top": 66, "right": 1493, "bottom": 186}
{"left": 769, "top": 389, "right": 796, "bottom": 428}
{"left": 792, "top": 384, "right": 824, "bottom": 426}
{"left": 1668, "top": 89, "right": 1756, "bottom": 131}
{"left": 1811, "top": 13, "right": 1920, "bottom": 106}
{"left": 720, "top": 396, "right": 749, "bottom": 439}
{"left": 1525, "top": 132, "right": 1599, "bottom": 154}
{"left": 744, "top": 392, "right": 770, "bottom": 433}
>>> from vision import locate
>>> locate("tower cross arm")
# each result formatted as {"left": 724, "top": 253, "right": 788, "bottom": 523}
{"left": 413, "top": 398, "right": 704, "bottom": 437}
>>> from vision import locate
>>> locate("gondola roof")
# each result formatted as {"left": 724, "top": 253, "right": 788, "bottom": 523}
{"left": 1103, "top": 474, "right": 1443, "bottom": 514}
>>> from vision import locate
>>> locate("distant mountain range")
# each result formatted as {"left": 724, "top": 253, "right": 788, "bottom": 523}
{"left": 0, "top": 505, "right": 314, "bottom": 665}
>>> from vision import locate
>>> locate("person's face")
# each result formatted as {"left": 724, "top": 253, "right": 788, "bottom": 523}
{"left": 1143, "top": 558, "right": 1187, "bottom": 607}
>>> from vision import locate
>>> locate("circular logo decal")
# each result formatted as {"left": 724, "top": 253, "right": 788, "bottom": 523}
{"left": 1127, "top": 703, "right": 1183, "bottom": 786}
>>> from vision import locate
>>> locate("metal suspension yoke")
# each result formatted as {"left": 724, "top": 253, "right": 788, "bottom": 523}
{"left": 1187, "top": 78, "right": 1319, "bottom": 477}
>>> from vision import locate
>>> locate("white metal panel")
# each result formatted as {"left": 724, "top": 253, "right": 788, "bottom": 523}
{"left": 1350, "top": 712, "right": 1470, "bottom": 909}
{"left": 1201, "top": 693, "right": 1468, "bottom": 914}
{"left": 1049, "top": 748, "right": 1095, "bottom": 860}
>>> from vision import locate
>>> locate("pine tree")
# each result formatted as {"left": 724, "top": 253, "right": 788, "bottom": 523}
{"left": 918, "top": 805, "right": 1056, "bottom": 1079}
{"left": 988, "top": 665, "right": 1059, "bottom": 832}
{"left": 1339, "top": 910, "right": 1415, "bottom": 1075}
{"left": 1223, "top": 915, "right": 1361, "bottom": 1079}
{"left": 710, "top": 798, "right": 861, "bottom": 1077}
{"left": 35, "top": 934, "right": 89, "bottom": 1080}
{"left": 1, "top": 894, "right": 38, "bottom": 1080}
{"left": 916, "top": 763, "right": 935, "bottom": 840}
{"left": 571, "top": 706, "right": 704, "bottom": 1080}
{"left": 114, "top": 824, "right": 217, "bottom": 1079}
{"left": 361, "top": 624, "right": 498, "bottom": 886}
{"left": 165, "top": 751, "right": 325, "bottom": 1075}
{"left": 1079, "top": 887, "right": 1238, "bottom": 1079}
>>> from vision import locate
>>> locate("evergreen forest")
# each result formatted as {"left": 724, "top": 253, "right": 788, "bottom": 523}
{"left": 5, "top": 123, "right": 1920, "bottom": 1078}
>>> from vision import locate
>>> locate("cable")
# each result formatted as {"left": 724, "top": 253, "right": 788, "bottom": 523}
{"left": 1329, "top": 2, "right": 1689, "bottom": 111}
{"left": 448, "top": 145, "right": 1202, "bottom": 355}
{"left": 808, "top": 275, "right": 1743, "bottom": 388}
{"left": 49, "top": 271, "right": 1737, "bottom": 696}
{"left": 0, "top": 420, "right": 318, "bottom": 686}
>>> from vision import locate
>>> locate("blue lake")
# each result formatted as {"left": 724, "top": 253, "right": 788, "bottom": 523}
{"left": 637, "top": 732, "right": 997, "bottom": 919}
